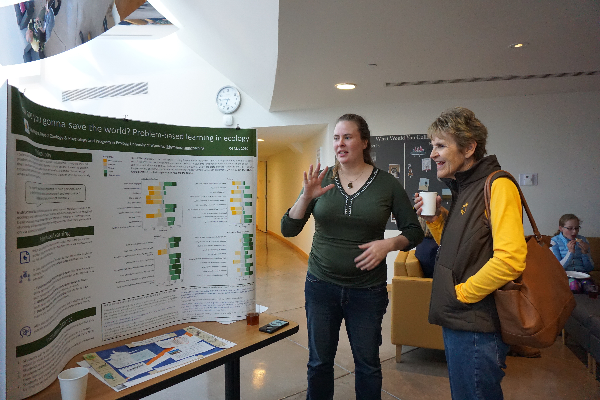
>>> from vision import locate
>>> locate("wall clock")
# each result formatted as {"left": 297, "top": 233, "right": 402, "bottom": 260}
{"left": 216, "top": 86, "right": 241, "bottom": 114}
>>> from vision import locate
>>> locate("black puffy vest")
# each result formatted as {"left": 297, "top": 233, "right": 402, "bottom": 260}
{"left": 428, "top": 155, "right": 504, "bottom": 332}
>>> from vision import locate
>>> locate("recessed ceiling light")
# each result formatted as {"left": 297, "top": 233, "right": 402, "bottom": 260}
{"left": 257, "top": 139, "right": 264, "bottom": 142}
{"left": 509, "top": 42, "right": 528, "bottom": 49}
{"left": 335, "top": 83, "right": 356, "bottom": 90}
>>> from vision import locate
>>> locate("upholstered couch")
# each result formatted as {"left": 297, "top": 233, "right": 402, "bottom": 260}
{"left": 563, "top": 236, "right": 600, "bottom": 376}
{"left": 390, "top": 250, "right": 443, "bottom": 362}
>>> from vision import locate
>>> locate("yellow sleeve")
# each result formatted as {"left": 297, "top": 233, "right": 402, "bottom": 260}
{"left": 455, "top": 178, "right": 527, "bottom": 303}
{"left": 426, "top": 207, "right": 448, "bottom": 245}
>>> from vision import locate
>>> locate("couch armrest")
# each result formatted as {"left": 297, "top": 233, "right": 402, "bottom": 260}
{"left": 588, "top": 237, "right": 599, "bottom": 268}
{"left": 394, "top": 251, "right": 409, "bottom": 276}
{"left": 405, "top": 251, "right": 424, "bottom": 278}
{"left": 390, "top": 276, "right": 444, "bottom": 350}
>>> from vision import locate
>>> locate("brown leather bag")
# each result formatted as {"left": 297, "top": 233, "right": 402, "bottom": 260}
{"left": 484, "top": 170, "right": 576, "bottom": 348}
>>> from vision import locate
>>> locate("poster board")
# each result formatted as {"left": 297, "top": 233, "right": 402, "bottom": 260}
{"left": 4, "top": 85, "right": 257, "bottom": 399}
{"left": 372, "top": 134, "right": 451, "bottom": 230}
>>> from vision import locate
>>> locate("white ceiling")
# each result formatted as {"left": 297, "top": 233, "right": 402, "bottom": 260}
{"left": 153, "top": 0, "right": 600, "bottom": 158}
{"left": 271, "top": 0, "right": 600, "bottom": 111}
{"left": 156, "top": 0, "right": 600, "bottom": 112}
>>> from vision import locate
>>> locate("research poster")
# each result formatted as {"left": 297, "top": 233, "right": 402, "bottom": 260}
{"left": 4, "top": 86, "right": 257, "bottom": 399}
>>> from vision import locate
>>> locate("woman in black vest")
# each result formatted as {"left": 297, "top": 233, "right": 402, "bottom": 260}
{"left": 414, "top": 107, "right": 527, "bottom": 400}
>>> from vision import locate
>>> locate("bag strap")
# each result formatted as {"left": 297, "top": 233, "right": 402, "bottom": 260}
{"left": 483, "top": 170, "right": 543, "bottom": 245}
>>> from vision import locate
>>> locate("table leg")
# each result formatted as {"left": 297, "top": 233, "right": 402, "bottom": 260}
{"left": 225, "top": 357, "right": 240, "bottom": 400}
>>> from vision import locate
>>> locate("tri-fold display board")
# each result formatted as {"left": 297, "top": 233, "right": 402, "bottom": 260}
{"left": 3, "top": 85, "right": 257, "bottom": 399}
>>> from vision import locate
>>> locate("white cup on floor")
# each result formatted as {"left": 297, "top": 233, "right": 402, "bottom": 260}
{"left": 419, "top": 192, "right": 438, "bottom": 216}
{"left": 58, "top": 367, "right": 88, "bottom": 400}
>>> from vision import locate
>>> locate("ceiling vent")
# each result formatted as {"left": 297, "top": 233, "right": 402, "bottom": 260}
{"left": 386, "top": 71, "right": 600, "bottom": 87}
{"left": 62, "top": 82, "right": 148, "bottom": 102}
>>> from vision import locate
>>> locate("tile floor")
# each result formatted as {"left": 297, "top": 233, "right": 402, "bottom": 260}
{"left": 146, "top": 231, "right": 600, "bottom": 399}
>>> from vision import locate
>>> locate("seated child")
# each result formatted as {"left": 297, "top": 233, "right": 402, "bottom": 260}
{"left": 550, "top": 213, "right": 595, "bottom": 293}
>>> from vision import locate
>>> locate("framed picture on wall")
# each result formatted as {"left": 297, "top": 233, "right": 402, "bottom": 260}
{"left": 388, "top": 164, "right": 400, "bottom": 178}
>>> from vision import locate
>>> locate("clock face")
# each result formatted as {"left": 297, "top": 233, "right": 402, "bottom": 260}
{"left": 216, "top": 86, "right": 241, "bottom": 114}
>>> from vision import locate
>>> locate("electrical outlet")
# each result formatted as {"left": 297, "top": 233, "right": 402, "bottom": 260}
{"left": 519, "top": 173, "right": 537, "bottom": 186}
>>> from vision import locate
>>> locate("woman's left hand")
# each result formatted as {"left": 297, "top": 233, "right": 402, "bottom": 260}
{"left": 355, "top": 240, "right": 392, "bottom": 271}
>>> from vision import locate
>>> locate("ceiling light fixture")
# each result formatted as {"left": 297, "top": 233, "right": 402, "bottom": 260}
{"left": 335, "top": 83, "right": 356, "bottom": 90}
{"left": 257, "top": 139, "right": 264, "bottom": 142}
{"left": 509, "top": 42, "right": 528, "bottom": 49}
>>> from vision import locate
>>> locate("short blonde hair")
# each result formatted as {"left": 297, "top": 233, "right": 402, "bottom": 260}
{"left": 428, "top": 107, "right": 488, "bottom": 161}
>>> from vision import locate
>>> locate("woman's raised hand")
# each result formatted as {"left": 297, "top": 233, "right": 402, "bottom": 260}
{"left": 288, "top": 163, "right": 334, "bottom": 220}
{"left": 300, "top": 163, "right": 335, "bottom": 201}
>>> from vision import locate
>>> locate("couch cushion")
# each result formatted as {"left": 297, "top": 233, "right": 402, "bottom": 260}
{"left": 590, "top": 316, "right": 600, "bottom": 362}
{"left": 565, "top": 316, "right": 591, "bottom": 352}
{"left": 570, "top": 294, "right": 600, "bottom": 328}
{"left": 588, "top": 315, "right": 600, "bottom": 336}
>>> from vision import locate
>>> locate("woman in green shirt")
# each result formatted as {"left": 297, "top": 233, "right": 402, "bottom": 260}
{"left": 281, "top": 114, "right": 422, "bottom": 400}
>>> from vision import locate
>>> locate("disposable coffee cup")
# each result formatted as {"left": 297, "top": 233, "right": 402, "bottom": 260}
{"left": 58, "top": 367, "right": 88, "bottom": 400}
{"left": 419, "top": 192, "right": 437, "bottom": 216}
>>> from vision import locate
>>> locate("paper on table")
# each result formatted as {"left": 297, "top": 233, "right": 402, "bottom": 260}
{"left": 167, "top": 341, "right": 214, "bottom": 361}
{"left": 81, "top": 326, "right": 237, "bottom": 391}
{"left": 119, "top": 362, "right": 153, "bottom": 378}
{"left": 256, "top": 304, "right": 268, "bottom": 313}
{"left": 82, "top": 353, "right": 127, "bottom": 388}
{"left": 184, "top": 326, "right": 235, "bottom": 348}
{"left": 156, "top": 333, "right": 200, "bottom": 348}
{"left": 78, "top": 356, "right": 203, "bottom": 392}
{"left": 127, "top": 333, "right": 177, "bottom": 348}
{"left": 106, "top": 349, "right": 156, "bottom": 368}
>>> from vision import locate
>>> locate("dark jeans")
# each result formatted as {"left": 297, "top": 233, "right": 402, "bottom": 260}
{"left": 443, "top": 327, "right": 510, "bottom": 400}
{"left": 305, "top": 272, "right": 388, "bottom": 400}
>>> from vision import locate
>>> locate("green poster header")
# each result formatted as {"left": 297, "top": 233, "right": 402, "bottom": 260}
{"left": 16, "top": 139, "right": 93, "bottom": 162}
{"left": 16, "top": 308, "right": 97, "bottom": 358}
{"left": 10, "top": 86, "right": 256, "bottom": 157}
{"left": 17, "top": 226, "right": 95, "bottom": 249}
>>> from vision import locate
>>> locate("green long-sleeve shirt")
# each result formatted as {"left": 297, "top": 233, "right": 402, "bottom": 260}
{"left": 281, "top": 168, "right": 423, "bottom": 288}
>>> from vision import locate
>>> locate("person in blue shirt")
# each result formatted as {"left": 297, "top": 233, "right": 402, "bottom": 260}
{"left": 414, "top": 217, "right": 438, "bottom": 278}
{"left": 550, "top": 214, "right": 594, "bottom": 273}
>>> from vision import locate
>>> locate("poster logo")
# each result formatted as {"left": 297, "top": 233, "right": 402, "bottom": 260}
{"left": 19, "top": 271, "right": 31, "bottom": 283}
{"left": 20, "top": 326, "right": 32, "bottom": 338}
{"left": 20, "top": 251, "right": 30, "bottom": 264}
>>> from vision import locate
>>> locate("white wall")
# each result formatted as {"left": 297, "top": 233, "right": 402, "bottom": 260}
{"left": 0, "top": 4, "right": 27, "bottom": 67}
{"left": 266, "top": 126, "right": 330, "bottom": 254}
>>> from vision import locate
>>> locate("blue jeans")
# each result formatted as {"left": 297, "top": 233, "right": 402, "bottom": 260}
{"left": 443, "top": 327, "right": 510, "bottom": 400}
{"left": 305, "top": 272, "right": 389, "bottom": 400}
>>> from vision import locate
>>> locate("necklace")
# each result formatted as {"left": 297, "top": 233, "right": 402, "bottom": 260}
{"left": 343, "top": 166, "right": 368, "bottom": 189}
